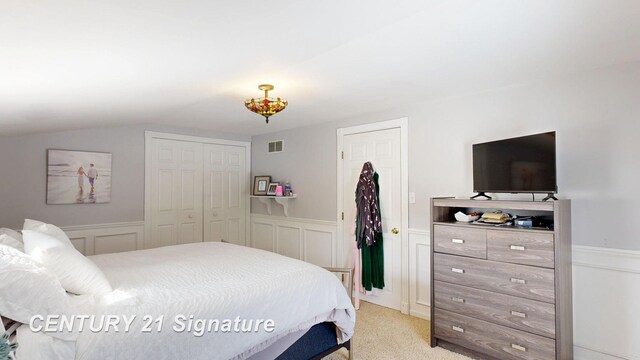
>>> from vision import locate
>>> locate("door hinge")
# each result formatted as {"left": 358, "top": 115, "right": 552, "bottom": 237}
{"left": 341, "top": 151, "right": 344, "bottom": 160}
{"left": 341, "top": 212, "right": 344, "bottom": 220}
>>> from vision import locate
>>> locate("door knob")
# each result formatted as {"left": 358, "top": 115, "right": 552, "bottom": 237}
{"left": 188, "top": 214, "right": 194, "bottom": 219}
{"left": 391, "top": 227, "right": 399, "bottom": 234}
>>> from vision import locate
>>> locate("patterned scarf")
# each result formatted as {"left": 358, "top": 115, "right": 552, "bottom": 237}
{"left": 355, "top": 162, "right": 382, "bottom": 248}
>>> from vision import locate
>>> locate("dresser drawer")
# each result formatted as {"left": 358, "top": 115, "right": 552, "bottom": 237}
{"left": 433, "top": 225, "right": 486, "bottom": 259}
{"left": 434, "top": 281, "right": 555, "bottom": 338}
{"left": 487, "top": 230, "right": 555, "bottom": 268}
{"left": 435, "top": 308, "right": 556, "bottom": 360}
{"left": 434, "top": 253, "right": 555, "bottom": 303}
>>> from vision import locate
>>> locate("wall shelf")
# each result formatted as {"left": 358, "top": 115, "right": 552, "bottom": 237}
{"left": 250, "top": 195, "right": 297, "bottom": 216}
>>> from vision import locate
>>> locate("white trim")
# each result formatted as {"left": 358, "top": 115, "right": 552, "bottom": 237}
{"left": 408, "top": 228, "right": 431, "bottom": 320}
{"left": 573, "top": 245, "right": 640, "bottom": 274}
{"left": 144, "top": 131, "right": 252, "bottom": 248}
{"left": 336, "top": 117, "right": 410, "bottom": 313}
{"left": 60, "top": 221, "right": 144, "bottom": 232}
{"left": 144, "top": 131, "right": 250, "bottom": 147}
{"left": 574, "top": 345, "right": 629, "bottom": 360}
{"left": 408, "top": 228, "right": 430, "bottom": 237}
{"left": 250, "top": 213, "right": 337, "bottom": 227}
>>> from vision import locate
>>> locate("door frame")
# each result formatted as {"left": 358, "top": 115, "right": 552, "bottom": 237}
{"left": 144, "top": 131, "right": 252, "bottom": 248}
{"left": 336, "top": 117, "right": 409, "bottom": 314}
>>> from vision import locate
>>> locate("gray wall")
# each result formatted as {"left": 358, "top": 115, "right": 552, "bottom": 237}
{"left": 252, "top": 63, "right": 640, "bottom": 250}
{"left": 0, "top": 124, "right": 249, "bottom": 229}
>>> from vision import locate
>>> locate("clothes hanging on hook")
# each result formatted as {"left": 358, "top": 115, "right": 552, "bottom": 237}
{"left": 355, "top": 161, "right": 385, "bottom": 291}
{"left": 355, "top": 162, "right": 381, "bottom": 248}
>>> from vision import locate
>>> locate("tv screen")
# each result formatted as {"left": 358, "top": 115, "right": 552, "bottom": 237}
{"left": 473, "top": 132, "right": 557, "bottom": 193}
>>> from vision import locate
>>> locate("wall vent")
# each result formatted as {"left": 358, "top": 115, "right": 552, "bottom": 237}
{"left": 268, "top": 140, "right": 284, "bottom": 153}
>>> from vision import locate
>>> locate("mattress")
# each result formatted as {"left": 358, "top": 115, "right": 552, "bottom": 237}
{"left": 17, "top": 242, "right": 355, "bottom": 360}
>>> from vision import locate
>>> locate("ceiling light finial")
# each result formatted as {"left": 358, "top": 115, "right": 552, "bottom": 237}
{"left": 244, "top": 84, "right": 288, "bottom": 124}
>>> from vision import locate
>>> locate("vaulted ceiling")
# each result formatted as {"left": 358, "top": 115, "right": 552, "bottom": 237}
{"left": 1, "top": 0, "right": 639, "bottom": 136}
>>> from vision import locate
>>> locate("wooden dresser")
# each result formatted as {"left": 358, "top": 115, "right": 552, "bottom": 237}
{"left": 430, "top": 198, "right": 572, "bottom": 360}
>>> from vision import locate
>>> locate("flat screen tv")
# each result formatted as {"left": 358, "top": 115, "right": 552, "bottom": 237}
{"left": 472, "top": 132, "right": 557, "bottom": 198}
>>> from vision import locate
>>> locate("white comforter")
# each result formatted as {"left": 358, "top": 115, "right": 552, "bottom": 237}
{"left": 18, "top": 242, "right": 355, "bottom": 360}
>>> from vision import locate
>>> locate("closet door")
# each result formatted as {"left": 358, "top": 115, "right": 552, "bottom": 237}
{"left": 203, "top": 144, "right": 247, "bottom": 245}
{"left": 150, "top": 139, "right": 204, "bottom": 248}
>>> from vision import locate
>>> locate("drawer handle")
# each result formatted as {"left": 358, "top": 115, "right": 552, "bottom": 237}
{"left": 510, "top": 277, "right": 526, "bottom": 284}
{"left": 511, "top": 344, "right": 527, "bottom": 352}
{"left": 451, "top": 238, "right": 465, "bottom": 244}
{"left": 452, "top": 326, "right": 464, "bottom": 333}
{"left": 451, "top": 296, "right": 465, "bottom": 303}
{"left": 510, "top": 245, "right": 526, "bottom": 251}
{"left": 511, "top": 310, "right": 527, "bottom": 318}
{"left": 451, "top": 268, "right": 465, "bottom": 274}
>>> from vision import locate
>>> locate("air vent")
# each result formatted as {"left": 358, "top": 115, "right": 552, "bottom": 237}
{"left": 268, "top": 140, "right": 283, "bottom": 153}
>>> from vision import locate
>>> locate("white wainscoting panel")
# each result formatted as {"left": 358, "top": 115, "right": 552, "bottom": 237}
{"left": 62, "top": 221, "right": 144, "bottom": 256}
{"left": 250, "top": 214, "right": 337, "bottom": 267}
{"left": 572, "top": 245, "right": 640, "bottom": 360}
{"left": 409, "top": 228, "right": 431, "bottom": 320}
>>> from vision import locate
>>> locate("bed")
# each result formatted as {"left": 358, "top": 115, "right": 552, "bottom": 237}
{"left": 15, "top": 242, "right": 355, "bottom": 360}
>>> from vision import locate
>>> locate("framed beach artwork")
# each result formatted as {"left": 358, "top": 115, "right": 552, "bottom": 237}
{"left": 47, "top": 149, "right": 112, "bottom": 204}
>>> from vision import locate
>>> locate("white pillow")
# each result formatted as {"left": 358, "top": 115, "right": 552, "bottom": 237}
{"left": 22, "top": 230, "right": 113, "bottom": 296}
{"left": 0, "top": 229, "right": 23, "bottom": 252}
{"left": 23, "top": 219, "right": 73, "bottom": 248}
{"left": 0, "top": 244, "right": 75, "bottom": 341}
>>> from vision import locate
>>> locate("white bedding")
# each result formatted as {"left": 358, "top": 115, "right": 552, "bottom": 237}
{"left": 17, "top": 242, "right": 355, "bottom": 360}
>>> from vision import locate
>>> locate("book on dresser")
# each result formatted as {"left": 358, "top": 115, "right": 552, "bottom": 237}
{"left": 430, "top": 198, "right": 573, "bottom": 360}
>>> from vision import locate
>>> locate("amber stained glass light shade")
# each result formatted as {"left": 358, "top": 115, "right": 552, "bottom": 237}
{"left": 244, "top": 84, "right": 288, "bottom": 123}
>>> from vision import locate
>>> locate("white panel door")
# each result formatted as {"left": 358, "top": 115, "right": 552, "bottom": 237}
{"left": 150, "top": 139, "right": 203, "bottom": 247}
{"left": 203, "top": 144, "right": 247, "bottom": 245}
{"left": 342, "top": 128, "right": 402, "bottom": 310}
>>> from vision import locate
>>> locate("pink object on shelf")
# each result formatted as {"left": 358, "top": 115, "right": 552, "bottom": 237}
{"left": 275, "top": 185, "right": 283, "bottom": 196}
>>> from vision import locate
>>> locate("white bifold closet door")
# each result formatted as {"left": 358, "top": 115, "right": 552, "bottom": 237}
{"left": 203, "top": 144, "right": 246, "bottom": 245}
{"left": 150, "top": 139, "right": 204, "bottom": 247}
{"left": 149, "top": 138, "right": 247, "bottom": 248}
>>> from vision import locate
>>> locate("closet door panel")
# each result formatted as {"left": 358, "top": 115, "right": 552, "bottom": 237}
{"left": 204, "top": 144, "right": 247, "bottom": 245}
{"left": 150, "top": 139, "right": 203, "bottom": 247}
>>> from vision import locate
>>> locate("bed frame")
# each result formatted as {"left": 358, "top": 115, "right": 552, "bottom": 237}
{"left": 276, "top": 322, "right": 351, "bottom": 360}
{"left": 277, "top": 267, "right": 354, "bottom": 360}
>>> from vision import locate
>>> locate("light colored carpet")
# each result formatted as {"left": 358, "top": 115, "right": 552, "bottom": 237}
{"left": 323, "top": 301, "right": 472, "bottom": 360}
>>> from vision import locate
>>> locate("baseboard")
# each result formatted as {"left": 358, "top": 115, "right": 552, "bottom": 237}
{"left": 410, "top": 306, "right": 430, "bottom": 321}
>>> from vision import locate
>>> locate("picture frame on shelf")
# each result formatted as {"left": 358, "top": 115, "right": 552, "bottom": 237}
{"left": 266, "top": 182, "right": 280, "bottom": 196}
{"left": 253, "top": 176, "right": 271, "bottom": 196}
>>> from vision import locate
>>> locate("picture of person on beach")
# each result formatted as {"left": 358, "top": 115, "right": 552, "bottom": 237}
{"left": 87, "top": 163, "right": 98, "bottom": 192}
{"left": 77, "top": 166, "right": 87, "bottom": 192}
{"left": 47, "top": 150, "right": 112, "bottom": 205}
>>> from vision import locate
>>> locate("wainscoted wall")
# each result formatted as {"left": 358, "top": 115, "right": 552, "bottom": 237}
{"left": 62, "top": 219, "right": 639, "bottom": 359}
{"left": 62, "top": 221, "right": 144, "bottom": 256}
{"left": 572, "top": 245, "right": 640, "bottom": 360}
{"left": 408, "top": 229, "right": 431, "bottom": 320}
{"left": 250, "top": 214, "right": 337, "bottom": 267}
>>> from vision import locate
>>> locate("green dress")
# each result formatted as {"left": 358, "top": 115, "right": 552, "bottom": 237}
{"left": 360, "top": 172, "right": 385, "bottom": 291}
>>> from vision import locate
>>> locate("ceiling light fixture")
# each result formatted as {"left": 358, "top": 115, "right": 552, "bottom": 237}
{"left": 244, "top": 84, "right": 288, "bottom": 124}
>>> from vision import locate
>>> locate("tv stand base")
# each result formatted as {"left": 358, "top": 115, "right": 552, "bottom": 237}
{"left": 542, "top": 193, "right": 558, "bottom": 201}
{"left": 470, "top": 192, "right": 492, "bottom": 200}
